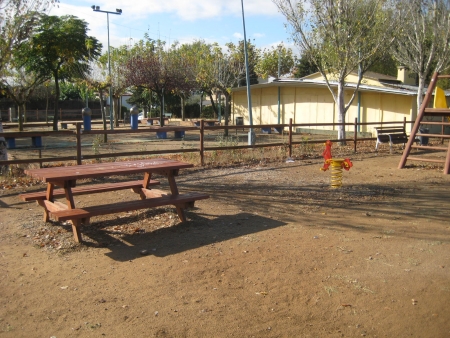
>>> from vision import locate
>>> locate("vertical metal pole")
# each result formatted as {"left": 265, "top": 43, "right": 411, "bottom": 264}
{"left": 107, "top": 12, "right": 114, "bottom": 130}
{"left": 357, "top": 91, "right": 361, "bottom": 133}
{"left": 277, "top": 46, "right": 281, "bottom": 124}
{"left": 218, "top": 92, "right": 222, "bottom": 123}
{"left": 240, "top": 0, "right": 255, "bottom": 145}
{"left": 289, "top": 118, "right": 293, "bottom": 158}
{"left": 200, "top": 120, "right": 205, "bottom": 166}
{"left": 76, "top": 123, "right": 82, "bottom": 165}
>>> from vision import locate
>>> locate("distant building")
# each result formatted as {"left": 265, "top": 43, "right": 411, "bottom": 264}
{"left": 231, "top": 67, "right": 442, "bottom": 136}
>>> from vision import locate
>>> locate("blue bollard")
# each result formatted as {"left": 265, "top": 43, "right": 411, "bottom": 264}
{"left": 32, "top": 136, "right": 42, "bottom": 147}
{"left": 6, "top": 138, "right": 15, "bottom": 149}
{"left": 174, "top": 130, "right": 185, "bottom": 138}
{"left": 130, "top": 106, "right": 139, "bottom": 130}
{"left": 82, "top": 107, "right": 92, "bottom": 131}
{"left": 156, "top": 131, "right": 167, "bottom": 139}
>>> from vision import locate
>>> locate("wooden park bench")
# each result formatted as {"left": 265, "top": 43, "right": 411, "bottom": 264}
{"left": 375, "top": 126, "right": 409, "bottom": 153}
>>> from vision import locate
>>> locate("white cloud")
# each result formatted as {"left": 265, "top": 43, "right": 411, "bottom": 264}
{"left": 80, "top": 0, "right": 280, "bottom": 21}
{"left": 233, "top": 32, "right": 244, "bottom": 39}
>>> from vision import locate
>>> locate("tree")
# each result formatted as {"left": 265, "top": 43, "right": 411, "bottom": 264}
{"left": 2, "top": 13, "right": 51, "bottom": 130}
{"left": 124, "top": 39, "right": 197, "bottom": 126}
{"left": 181, "top": 40, "right": 245, "bottom": 132}
{"left": 0, "top": 0, "right": 57, "bottom": 162}
{"left": 0, "top": 0, "right": 58, "bottom": 77}
{"left": 293, "top": 53, "right": 319, "bottom": 78}
{"left": 391, "top": 0, "right": 450, "bottom": 113}
{"left": 273, "top": 0, "right": 396, "bottom": 143}
{"left": 26, "top": 14, "right": 101, "bottom": 130}
{"left": 230, "top": 40, "right": 259, "bottom": 87}
{"left": 256, "top": 44, "right": 296, "bottom": 79}
{"left": 1, "top": 65, "right": 49, "bottom": 130}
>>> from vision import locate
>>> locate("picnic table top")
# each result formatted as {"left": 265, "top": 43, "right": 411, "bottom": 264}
{"left": 24, "top": 158, "right": 193, "bottom": 182}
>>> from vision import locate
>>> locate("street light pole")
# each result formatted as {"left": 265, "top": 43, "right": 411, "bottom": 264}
{"left": 240, "top": 0, "right": 255, "bottom": 145}
{"left": 91, "top": 5, "right": 122, "bottom": 130}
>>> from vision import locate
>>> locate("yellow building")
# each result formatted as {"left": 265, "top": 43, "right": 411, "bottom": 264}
{"left": 231, "top": 69, "right": 420, "bottom": 135}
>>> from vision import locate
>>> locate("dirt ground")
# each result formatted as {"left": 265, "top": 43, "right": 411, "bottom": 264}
{"left": 1, "top": 149, "right": 450, "bottom": 337}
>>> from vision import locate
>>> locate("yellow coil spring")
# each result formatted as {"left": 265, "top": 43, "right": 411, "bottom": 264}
{"left": 330, "top": 160, "right": 344, "bottom": 188}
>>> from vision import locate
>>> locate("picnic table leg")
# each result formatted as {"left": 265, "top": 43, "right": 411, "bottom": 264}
{"left": 71, "top": 219, "right": 82, "bottom": 243}
{"left": 43, "top": 183, "right": 54, "bottom": 222}
{"left": 63, "top": 180, "right": 88, "bottom": 236}
{"left": 138, "top": 172, "right": 153, "bottom": 199}
{"left": 167, "top": 172, "right": 186, "bottom": 222}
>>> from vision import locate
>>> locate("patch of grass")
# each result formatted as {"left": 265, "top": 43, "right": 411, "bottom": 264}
{"left": 324, "top": 286, "right": 338, "bottom": 297}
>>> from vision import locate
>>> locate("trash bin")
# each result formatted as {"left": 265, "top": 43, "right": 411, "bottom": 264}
{"left": 235, "top": 117, "right": 243, "bottom": 126}
{"left": 418, "top": 127, "right": 429, "bottom": 145}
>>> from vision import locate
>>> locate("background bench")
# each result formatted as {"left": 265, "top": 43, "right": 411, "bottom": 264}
{"left": 3, "top": 132, "right": 43, "bottom": 149}
{"left": 375, "top": 126, "right": 409, "bottom": 153}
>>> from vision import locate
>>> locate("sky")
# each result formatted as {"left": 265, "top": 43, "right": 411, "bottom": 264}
{"left": 49, "top": 0, "right": 297, "bottom": 54}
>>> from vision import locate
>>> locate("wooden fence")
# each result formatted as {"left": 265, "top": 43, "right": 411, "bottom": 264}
{"left": 0, "top": 118, "right": 413, "bottom": 168}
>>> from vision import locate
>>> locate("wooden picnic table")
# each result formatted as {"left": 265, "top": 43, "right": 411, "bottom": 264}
{"left": 20, "top": 158, "right": 209, "bottom": 242}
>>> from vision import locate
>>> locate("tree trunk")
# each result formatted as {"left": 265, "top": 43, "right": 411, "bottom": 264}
{"left": 207, "top": 91, "right": 218, "bottom": 117}
{"left": 18, "top": 103, "right": 24, "bottom": 132}
{"left": 0, "top": 121, "right": 7, "bottom": 173}
{"left": 22, "top": 103, "right": 26, "bottom": 123}
{"left": 99, "top": 90, "right": 107, "bottom": 142}
{"left": 224, "top": 93, "right": 231, "bottom": 137}
{"left": 200, "top": 93, "right": 203, "bottom": 117}
{"left": 53, "top": 72, "right": 60, "bottom": 131}
{"left": 159, "top": 90, "right": 165, "bottom": 127}
{"left": 337, "top": 82, "right": 346, "bottom": 145}
{"left": 45, "top": 88, "right": 49, "bottom": 123}
{"left": 181, "top": 96, "right": 185, "bottom": 121}
{"left": 416, "top": 75, "right": 426, "bottom": 116}
{"left": 113, "top": 97, "right": 120, "bottom": 128}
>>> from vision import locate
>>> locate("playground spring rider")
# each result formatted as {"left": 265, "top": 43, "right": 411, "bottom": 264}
{"left": 320, "top": 140, "right": 353, "bottom": 188}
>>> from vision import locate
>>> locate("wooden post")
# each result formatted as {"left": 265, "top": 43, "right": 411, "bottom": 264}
{"left": 289, "top": 118, "right": 293, "bottom": 158}
{"left": 354, "top": 117, "right": 358, "bottom": 153}
{"left": 76, "top": 123, "right": 82, "bottom": 165}
{"left": 200, "top": 119, "right": 205, "bottom": 166}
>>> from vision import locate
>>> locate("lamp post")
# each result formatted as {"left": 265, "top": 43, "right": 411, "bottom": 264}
{"left": 240, "top": 0, "right": 255, "bottom": 145}
{"left": 277, "top": 44, "right": 281, "bottom": 125}
{"left": 91, "top": 5, "right": 122, "bottom": 130}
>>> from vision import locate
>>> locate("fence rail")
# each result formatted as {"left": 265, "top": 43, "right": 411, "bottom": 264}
{"left": 0, "top": 117, "right": 424, "bottom": 168}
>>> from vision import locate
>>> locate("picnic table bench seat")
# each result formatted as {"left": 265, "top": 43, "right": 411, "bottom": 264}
{"left": 50, "top": 191, "right": 209, "bottom": 222}
{"left": 50, "top": 191, "right": 209, "bottom": 242}
{"left": 375, "top": 126, "right": 410, "bottom": 153}
{"left": 19, "top": 180, "right": 160, "bottom": 202}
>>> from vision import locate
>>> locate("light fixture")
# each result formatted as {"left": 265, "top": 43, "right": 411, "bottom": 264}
{"left": 91, "top": 5, "right": 122, "bottom": 130}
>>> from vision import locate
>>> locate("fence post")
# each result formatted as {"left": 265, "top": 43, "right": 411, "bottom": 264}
{"left": 289, "top": 118, "right": 293, "bottom": 158}
{"left": 200, "top": 119, "right": 205, "bottom": 166}
{"left": 354, "top": 117, "right": 358, "bottom": 153}
{"left": 76, "top": 123, "right": 82, "bottom": 165}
